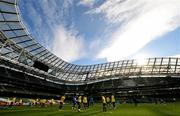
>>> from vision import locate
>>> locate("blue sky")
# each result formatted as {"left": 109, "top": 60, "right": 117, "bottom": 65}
{"left": 18, "top": 0, "right": 180, "bottom": 65}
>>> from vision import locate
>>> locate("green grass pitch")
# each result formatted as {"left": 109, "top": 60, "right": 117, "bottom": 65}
{"left": 1, "top": 103, "right": 180, "bottom": 116}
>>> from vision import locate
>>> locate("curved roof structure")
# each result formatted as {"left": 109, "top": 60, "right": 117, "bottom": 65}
{"left": 0, "top": 0, "right": 180, "bottom": 83}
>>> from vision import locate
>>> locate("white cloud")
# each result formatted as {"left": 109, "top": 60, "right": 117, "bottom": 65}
{"left": 38, "top": 0, "right": 74, "bottom": 30}
{"left": 52, "top": 26, "right": 86, "bottom": 62}
{"left": 78, "top": 0, "right": 96, "bottom": 7}
{"left": 88, "top": 0, "right": 180, "bottom": 61}
{"left": 21, "top": 0, "right": 86, "bottom": 62}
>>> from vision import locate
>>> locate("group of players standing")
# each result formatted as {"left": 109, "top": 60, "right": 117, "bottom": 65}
{"left": 72, "top": 95, "right": 90, "bottom": 112}
{"left": 59, "top": 95, "right": 116, "bottom": 112}
{"left": 101, "top": 95, "right": 116, "bottom": 112}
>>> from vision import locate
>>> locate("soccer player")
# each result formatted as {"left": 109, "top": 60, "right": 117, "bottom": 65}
{"left": 111, "top": 95, "right": 116, "bottom": 110}
{"left": 72, "top": 95, "right": 77, "bottom": 110}
{"left": 50, "top": 99, "right": 54, "bottom": 107}
{"left": 19, "top": 99, "right": 23, "bottom": 106}
{"left": 102, "top": 95, "right": 107, "bottom": 112}
{"left": 106, "top": 96, "right": 111, "bottom": 109}
{"left": 133, "top": 96, "right": 138, "bottom": 107}
{"left": 77, "top": 95, "right": 82, "bottom": 112}
{"left": 83, "top": 96, "right": 88, "bottom": 109}
{"left": 40, "top": 99, "right": 46, "bottom": 107}
{"left": 59, "top": 95, "right": 65, "bottom": 110}
{"left": 12, "top": 97, "right": 16, "bottom": 106}
{"left": 89, "top": 96, "right": 94, "bottom": 107}
{"left": 30, "top": 99, "right": 36, "bottom": 107}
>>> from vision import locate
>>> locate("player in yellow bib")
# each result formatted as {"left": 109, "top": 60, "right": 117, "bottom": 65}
{"left": 102, "top": 96, "right": 107, "bottom": 112}
{"left": 83, "top": 96, "right": 88, "bottom": 109}
{"left": 106, "top": 96, "right": 110, "bottom": 108}
{"left": 111, "top": 95, "right": 116, "bottom": 110}
{"left": 40, "top": 99, "right": 46, "bottom": 107}
{"left": 77, "top": 96, "right": 82, "bottom": 112}
{"left": 59, "top": 96, "right": 65, "bottom": 110}
{"left": 19, "top": 99, "right": 23, "bottom": 106}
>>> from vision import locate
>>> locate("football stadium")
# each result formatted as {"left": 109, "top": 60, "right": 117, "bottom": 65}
{"left": 0, "top": 0, "right": 180, "bottom": 116}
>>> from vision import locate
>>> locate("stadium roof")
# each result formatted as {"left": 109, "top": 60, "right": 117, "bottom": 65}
{"left": 0, "top": 0, "right": 180, "bottom": 83}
